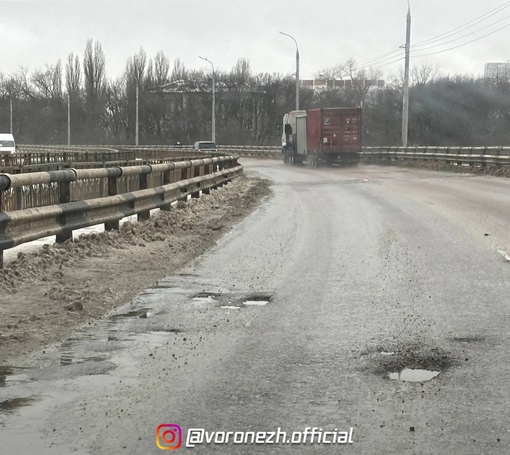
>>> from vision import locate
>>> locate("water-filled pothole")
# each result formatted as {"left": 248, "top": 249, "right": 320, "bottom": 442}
{"left": 368, "top": 345, "right": 453, "bottom": 381}
{"left": 388, "top": 369, "right": 441, "bottom": 382}
{"left": 243, "top": 293, "right": 273, "bottom": 306}
{"left": 110, "top": 308, "right": 152, "bottom": 319}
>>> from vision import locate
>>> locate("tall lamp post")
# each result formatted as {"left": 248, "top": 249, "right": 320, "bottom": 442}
{"left": 279, "top": 31, "right": 300, "bottom": 110}
{"left": 401, "top": 1, "right": 411, "bottom": 147}
{"left": 199, "top": 56, "right": 216, "bottom": 142}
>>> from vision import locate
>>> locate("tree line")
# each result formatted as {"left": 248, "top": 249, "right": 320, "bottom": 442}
{"left": 1, "top": 40, "right": 510, "bottom": 147}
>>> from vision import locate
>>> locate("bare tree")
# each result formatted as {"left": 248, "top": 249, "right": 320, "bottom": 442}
{"left": 83, "top": 39, "right": 106, "bottom": 101}
{"left": 66, "top": 53, "right": 82, "bottom": 94}
{"left": 317, "top": 58, "right": 383, "bottom": 107}
{"left": 127, "top": 47, "right": 147, "bottom": 85}
{"left": 32, "top": 61, "right": 63, "bottom": 99}
{"left": 153, "top": 51, "right": 170, "bottom": 87}
{"left": 410, "top": 63, "right": 442, "bottom": 86}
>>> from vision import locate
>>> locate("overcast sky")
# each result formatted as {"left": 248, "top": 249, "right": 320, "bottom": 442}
{"left": 2, "top": 0, "right": 510, "bottom": 81}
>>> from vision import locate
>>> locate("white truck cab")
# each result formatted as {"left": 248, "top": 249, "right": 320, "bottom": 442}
{"left": 0, "top": 133, "right": 16, "bottom": 154}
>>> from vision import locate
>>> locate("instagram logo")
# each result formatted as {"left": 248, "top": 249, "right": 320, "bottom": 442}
{"left": 156, "top": 424, "right": 182, "bottom": 450}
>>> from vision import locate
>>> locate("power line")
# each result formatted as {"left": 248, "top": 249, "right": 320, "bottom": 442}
{"left": 413, "top": 21, "right": 510, "bottom": 58}
{"left": 355, "top": 48, "right": 403, "bottom": 67}
{"left": 413, "top": 0, "right": 510, "bottom": 47}
{"left": 413, "top": 13, "right": 510, "bottom": 51}
{"left": 353, "top": 55, "right": 406, "bottom": 73}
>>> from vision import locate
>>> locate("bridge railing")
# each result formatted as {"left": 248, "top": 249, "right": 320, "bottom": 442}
{"left": 361, "top": 146, "right": 510, "bottom": 167}
{"left": 0, "top": 155, "right": 241, "bottom": 268}
{"left": 6, "top": 144, "right": 510, "bottom": 170}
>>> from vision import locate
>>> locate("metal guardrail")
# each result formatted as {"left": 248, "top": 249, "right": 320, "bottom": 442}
{"left": 361, "top": 146, "right": 510, "bottom": 167}
{"left": 8, "top": 144, "right": 510, "bottom": 168}
{"left": 0, "top": 155, "right": 241, "bottom": 268}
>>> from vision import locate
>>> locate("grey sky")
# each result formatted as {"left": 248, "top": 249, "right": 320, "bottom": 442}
{"left": 1, "top": 0, "right": 509, "bottom": 80}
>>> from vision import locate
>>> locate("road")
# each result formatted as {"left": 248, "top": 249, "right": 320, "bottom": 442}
{"left": 2, "top": 159, "right": 510, "bottom": 454}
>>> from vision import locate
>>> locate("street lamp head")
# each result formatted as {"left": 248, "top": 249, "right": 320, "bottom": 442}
{"left": 199, "top": 56, "right": 215, "bottom": 72}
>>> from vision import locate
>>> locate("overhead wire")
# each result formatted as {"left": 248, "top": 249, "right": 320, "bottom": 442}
{"left": 413, "top": 0, "right": 510, "bottom": 47}
{"left": 413, "top": 21, "right": 510, "bottom": 58}
{"left": 413, "top": 12, "right": 510, "bottom": 52}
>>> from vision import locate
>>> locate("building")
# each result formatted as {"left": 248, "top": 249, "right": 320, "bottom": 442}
{"left": 300, "top": 78, "right": 385, "bottom": 92}
{"left": 484, "top": 62, "right": 510, "bottom": 81}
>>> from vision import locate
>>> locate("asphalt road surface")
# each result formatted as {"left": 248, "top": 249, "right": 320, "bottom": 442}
{"left": 2, "top": 159, "right": 510, "bottom": 454}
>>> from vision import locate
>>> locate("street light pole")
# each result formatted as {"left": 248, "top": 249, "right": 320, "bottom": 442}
{"left": 402, "top": 2, "right": 411, "bottom": 147}
{"left": 9, "top": 97, "right": 13, "bottom": 134}
{"left": 67, "top": 92, "right": 71, "bottom": 145}
{"left": 279, "top": 31, "right": 300, "bottom": 110}
{"left": 199, "top": 56, "right": 216, "bottom": 142}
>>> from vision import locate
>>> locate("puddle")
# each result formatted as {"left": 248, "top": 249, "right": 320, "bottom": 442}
{"left": 242, "top": 293, "right": 273, "bottom": 306}
{"left": 0, "top": 396, "right": 39, "bottom": 413}
{"left": 191, "top": 292, "right": 222, "bottom": 304}
{"left": 389, "top": 369, "right": 441, "bottom": 382}
{"left": 221, "top": 306, "right": 242, "bottom": 310}
{"left": 193, "top": 296, "right": 216, "bottom": 303}
{"left": 110, "top": 308, "right": 152, "bottom": 319}
{"left": 243, "top": 300, "right": 269, "bottom": 306}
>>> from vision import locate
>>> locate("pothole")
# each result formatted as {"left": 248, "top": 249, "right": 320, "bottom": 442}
{"left": 191, "top": 292, "right": 222, "bottom": 304}
{"left": 388, "top": 369, "right": 441, "bottom": 382}
{"left": 242, "top": 293, "right": 273, "bottom": 306}
{"left": 0, "top": 396, "right": 39, "bottom": 413}
{"left": 368, "top": 345, "right": 453, "bottom": 382}
{"left": 110, "top": 308, "right": 152, "bottom": 319}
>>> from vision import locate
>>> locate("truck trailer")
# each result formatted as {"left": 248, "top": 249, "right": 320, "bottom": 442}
{"left": 282, "top": 107, "right": 362, "bottom": 166}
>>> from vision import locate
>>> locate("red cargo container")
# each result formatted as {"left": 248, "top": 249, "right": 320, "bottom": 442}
{"left": 282, "top": 107, "right": 362, "bottom": 166}
{"left": 306, "top": 108, "right": 362, "bottom": 165}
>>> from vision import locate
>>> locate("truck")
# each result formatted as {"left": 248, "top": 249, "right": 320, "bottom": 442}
{"left": 282, "top": 107, "right": 362, "bottom": 166}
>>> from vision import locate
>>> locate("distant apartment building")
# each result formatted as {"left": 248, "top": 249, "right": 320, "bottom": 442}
{"left": 300, "top": 78, "right": 385, "bottom": 91}
{"left": 484, "top": 62, "right": 510, "bottom": 81}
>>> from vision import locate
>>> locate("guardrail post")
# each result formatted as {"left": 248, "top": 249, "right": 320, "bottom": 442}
{"left": 138, "top": 171, "right": 150, "bottom": 221}
{"left": 202, "top": 163, "right": 211, "bottom": 194}
{"left": 191, "top": 164, "right": 201, "bottom": 199}
{"left": 160, "top": 167, "right": 173, "bottom": 212}
{"left": 56, "top": 179, "right": 72, "bottom": 243}
{"left": 15, "top": 187, "right": 22, "bottom": 210}
{"left": 178, "top": 167, "right": 188, "bottom": 203}
{"left": 105, "top": 175, "right": 120, "bottom": 230}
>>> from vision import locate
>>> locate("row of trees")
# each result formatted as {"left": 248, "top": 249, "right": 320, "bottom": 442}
{"left": 1, "top": 40, "right": 510, "bottom": 146}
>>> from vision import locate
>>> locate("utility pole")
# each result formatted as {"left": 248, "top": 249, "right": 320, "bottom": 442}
{"left": 401, "top": 2, "right": 411, "bottom": 147}
{"left": 135, "top": 84, "right": 139, "bottom": 146}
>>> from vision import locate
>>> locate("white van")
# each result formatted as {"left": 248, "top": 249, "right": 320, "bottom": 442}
{"left": 0, "top": 133, "right": 16, "bottom": 154}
